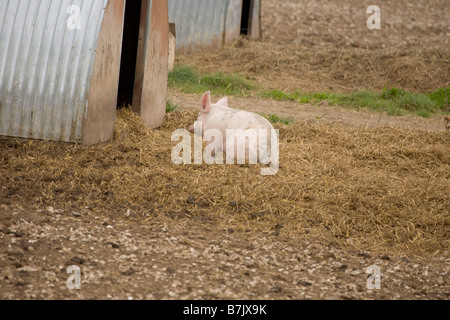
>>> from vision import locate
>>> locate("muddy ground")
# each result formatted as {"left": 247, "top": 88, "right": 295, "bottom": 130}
{"left": 1, "top": 0, "right": 449, "bottom": 301}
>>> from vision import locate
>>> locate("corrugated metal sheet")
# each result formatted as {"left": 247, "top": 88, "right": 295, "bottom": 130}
{"left": 0, "top": 0, "right": 108, "bottom": 142}
{"left": 168, "top": 0, "right": 243, "bottom": 54}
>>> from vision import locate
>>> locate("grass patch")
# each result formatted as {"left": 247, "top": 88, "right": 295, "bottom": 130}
{"left": 427, "top": 87, "right": 450, "bottom": 110}
{"left": 264, "top": 113, "right": 295, "bottom": 125}
{"left": 200, "top": 73, "right": 254, "bottom": 95}
{"left": 166, "top": 100, "right": 179, "bottom": 113}
{"left": 168, "top": 65, "right": 198, "bottom": 85}
{"left": 259, "top": 89, "right": 344, "bottom": 105}
{"left": 427, "top": 87, "right": 450, "bottom": 108}
{"left": 168, "top": 65, "right": 254, "bottom": 96}
{"left": 259, "top": 89, "right": 301, "bottom": 101}
{"left": 380, "top": 87, "right": 444, "bottom": 117}
{"left": 259, "top": 88, "right": 444, "bottom": 117}
{"left": 169, "top": 65, "right": 446, "bottom": 118}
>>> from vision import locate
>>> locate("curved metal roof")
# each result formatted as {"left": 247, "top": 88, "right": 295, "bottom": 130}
{"left": 0, "top": 0, "right": 108, "bottom": 142}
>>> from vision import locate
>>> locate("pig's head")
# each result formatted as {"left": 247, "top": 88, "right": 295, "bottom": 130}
{"left": 188, "top": 91, "right": 228, "bottom": 135}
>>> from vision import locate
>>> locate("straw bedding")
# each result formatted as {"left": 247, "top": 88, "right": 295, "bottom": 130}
{"left": 0, "top": 107, "right": 448, "bottom": 258}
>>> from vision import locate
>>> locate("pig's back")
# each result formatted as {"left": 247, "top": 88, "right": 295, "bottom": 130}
{"left": 210, "top": 105, "right": 273, "bottom": 131}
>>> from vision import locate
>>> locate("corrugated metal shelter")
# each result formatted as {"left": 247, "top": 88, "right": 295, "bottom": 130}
{"left": 168, "top": 0, "right": 261, "bottom": 54}
{"left": 0, "top": 0, "right": 168, "bottom": 145}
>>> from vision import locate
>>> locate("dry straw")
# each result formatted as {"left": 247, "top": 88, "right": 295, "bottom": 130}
{"left": 0, "top": 107, "right": 448, "bottom": 258}
{"left": 179, "top": 38, "right": 450, "bottom": 94}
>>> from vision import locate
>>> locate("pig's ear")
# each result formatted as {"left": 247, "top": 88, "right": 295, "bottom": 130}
{"left": 201, "top": 91, "right": 211, "bottom": 113}
{"left": 216, "top": 96, "right": 228, "bottom": 107}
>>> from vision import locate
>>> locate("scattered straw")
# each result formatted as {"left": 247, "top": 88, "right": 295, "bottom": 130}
{"left": 0, "top": 107, "right": 449, "bottom": 258}
{"left": 177, "top": 38, "right": 450, "bottom": 94}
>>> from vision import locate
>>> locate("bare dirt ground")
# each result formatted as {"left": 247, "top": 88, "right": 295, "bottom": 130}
{"left": 1, "top": 205, "right": 448, "bottom": 300}
{"left": 1, "top": 0, "right": 449, "bottom": 301}
{"left": 261, "top": 0, "right": 449, "bottom": 50}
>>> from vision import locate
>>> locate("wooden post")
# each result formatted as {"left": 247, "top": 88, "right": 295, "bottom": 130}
{"left": 168, "top": 23, "right": 176, "bottom": 72}
{"left": 83, "top": 0, "right": 125, "bottom": 145}
{"left": 132, "top": 0, "right": 169, "bottom": 129}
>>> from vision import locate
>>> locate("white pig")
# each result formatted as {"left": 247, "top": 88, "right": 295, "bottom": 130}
{"left": 188, "top": 91, "right": 277, "bottom": 168}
